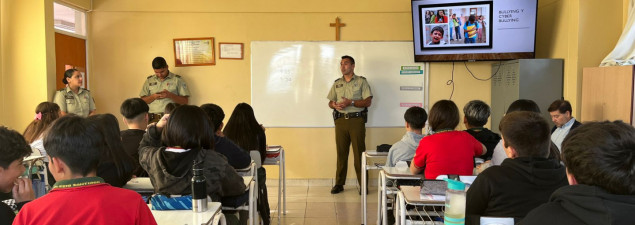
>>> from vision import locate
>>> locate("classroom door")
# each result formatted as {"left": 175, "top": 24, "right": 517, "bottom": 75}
{"left": 55, "top": 32, "right": 87, "bottom": 90}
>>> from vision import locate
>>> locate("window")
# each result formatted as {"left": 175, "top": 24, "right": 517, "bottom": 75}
{"left": 53, "top": 2, "right": 86, "bottom": 36}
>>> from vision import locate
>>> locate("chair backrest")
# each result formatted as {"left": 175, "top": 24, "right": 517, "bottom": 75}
{"left": 250, "top": 150, "right": 262, "bottom": 168}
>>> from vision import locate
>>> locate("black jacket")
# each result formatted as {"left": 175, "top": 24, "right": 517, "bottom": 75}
{"left": 519, "top": 185, "right": 635, "bottom": 225}
{"left": 0, "top": 201, "right": 28, "bottom": 225}
{"left": 139, "top": 125, "right": 246, "bottom": 201}
{"left": 550, "top": 119, "right": 582, "bottom": 133}
{"left": 466, "top": 157, "right": 568, "bottom": 224}
{"left": 214, "top": 134, "right": 251, "bottom": 169}
{"left": 465, "top": 128, "right": 501, "bottom": 160}
{"left": 120, "top": 129, "right": 147, "bottom": 177}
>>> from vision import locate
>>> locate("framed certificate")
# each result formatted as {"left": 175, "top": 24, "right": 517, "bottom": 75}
{"left": 219, "top": 42, "right": 244, "bottom": 59}
{"left": 173, "top": 37, "right": 215, "bottom": 66}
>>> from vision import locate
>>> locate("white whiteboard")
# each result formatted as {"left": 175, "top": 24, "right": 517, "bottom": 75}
{"left": 251, "top": 41, "right": 427, "bottom": 127}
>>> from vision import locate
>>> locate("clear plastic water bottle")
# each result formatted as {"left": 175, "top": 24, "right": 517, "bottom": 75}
{"left": 443, "top": 178, "right": 466, "bottom": 225}
{"left": 192, "top": 160, "right": 207, "bottom": 212}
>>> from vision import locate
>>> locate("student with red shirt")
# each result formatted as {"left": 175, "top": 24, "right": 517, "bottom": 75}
{"left": 410, "top": 100, "right": 486, "bottom": 179}
{"left": 14, "top": 115, "right": 157, "bottom": 225}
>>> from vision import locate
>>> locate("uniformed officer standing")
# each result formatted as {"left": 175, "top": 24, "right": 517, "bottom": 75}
{"left": 139, "top": 57, "right": 190, "bottom": 122}
{"left": 53, "top": 68, "right": 96, "bottom": 117}
{"left": 326, "top": 55, "right": 373, "bottom": 194}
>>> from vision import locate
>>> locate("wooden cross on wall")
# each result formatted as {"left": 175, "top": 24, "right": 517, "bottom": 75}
{"left": 330, "top": 17, "right": 346, "bottom": 41}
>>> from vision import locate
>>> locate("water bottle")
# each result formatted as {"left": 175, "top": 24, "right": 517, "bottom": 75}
{"left": 192, "top": 160, "right": 207, "bottom": 212}
{"left": 443, "top": 178, "right": 466, "bottom": 225}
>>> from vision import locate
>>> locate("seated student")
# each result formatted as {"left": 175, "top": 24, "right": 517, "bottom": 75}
{"left": 410, "top": 100, "right": 486, "bottom": 179}
{"left": 466, "top": 111, "right": 568, "bottom": 224}
{"left": 22, "top": 102, "right": 62, "bottom": 186}
{"left": 488, "top": 99, "right": 541, "bottom": 166}
{"left": 120, "top": 98, "right": 150, "bottom": 177}
{"left": 520, "top": 121, "right": 635, "bottom": 225}
{"left": 0, "top": 127, "right": 35, "bottom": 225}
{"left": 223, "top": 103, "right": 270, "bottom": 225}
{"left": 139, "top": 105, "right": 246, "bottom": 201}
{"left": 13, "top": 116, "right": 156, "bottom": 225}
{"left": 200, "top": 103, "right": 251, "bottom": 169}
{"left": 164, "top": 102, "right": 181, "bottom": 115}
{"left": 385, "top": 106, "right": 427, "bottom": 167}
{"left": 463, "top": 100, "right": 500, "bottom": 161}
{"left": 87, "top": 114, "right": 135, "bottom": 187}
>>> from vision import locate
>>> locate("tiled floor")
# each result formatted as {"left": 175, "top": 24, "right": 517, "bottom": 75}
{"left": 266, "top": 185, "right": 379, "bottom": 225}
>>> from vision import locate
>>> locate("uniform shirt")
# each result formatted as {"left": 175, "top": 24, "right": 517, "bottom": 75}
{"left": 13, "top": 177, "right": 157, "bottom": 225}
{"left": 53, "top": 86, "right": 96, "bottom": 117}
{"left": 139, "top": 72, "right": 190, "bottom": 113}
{"left": 326, "top": 74, "right": 372, "bottom": 113}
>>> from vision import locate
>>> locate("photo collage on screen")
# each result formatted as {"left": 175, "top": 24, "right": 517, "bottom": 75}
{"left": 421, "top": 3, "right": 491, "bottom": 49}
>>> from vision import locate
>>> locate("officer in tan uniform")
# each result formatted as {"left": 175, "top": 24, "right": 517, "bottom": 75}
{"left": 326, "top": 55, "right": 373, "bottom": 194}
{"left": 53, "top": 68, "right": 96, "bottom": 117}
{"left": 139, "top": 57, "right": 190, "bottom": 122}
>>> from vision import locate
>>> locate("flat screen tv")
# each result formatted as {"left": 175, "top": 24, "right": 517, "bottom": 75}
{"left": 411, "top": 0, "right": 538, "bottom": 62}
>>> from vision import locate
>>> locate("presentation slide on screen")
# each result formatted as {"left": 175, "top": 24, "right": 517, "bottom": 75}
{"left": 412, "top": 0, "right": 537, "bottom": 55}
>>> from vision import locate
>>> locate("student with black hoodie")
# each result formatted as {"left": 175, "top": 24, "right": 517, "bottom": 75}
{"left": 466, "top": 111, "right": 568, "bottom": 224}
{"left": 462, "top": 100, "right": 501, "bottom": 161}
{"left": 519, "top": 121, "right": 635, "bottom": 225}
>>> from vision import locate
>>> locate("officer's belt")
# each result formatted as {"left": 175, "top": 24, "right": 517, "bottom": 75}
{"left": 335, "top": 111, "right": 363, "bottom": 119}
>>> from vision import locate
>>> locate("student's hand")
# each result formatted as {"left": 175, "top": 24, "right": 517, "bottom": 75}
{"left": 13, "top": 178, "right": 35, "bottom": 203}
{"left": 156, "top": 114, "right": 170, "bottom": 129}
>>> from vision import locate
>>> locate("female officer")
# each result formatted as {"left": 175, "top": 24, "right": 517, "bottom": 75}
{"left": 53, "top": 68, "right": 96, "bottom": 117}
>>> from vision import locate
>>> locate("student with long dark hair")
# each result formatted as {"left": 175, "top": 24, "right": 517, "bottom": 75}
{"left": 23, "top": 102, "right": 61, "bottom": 186}
{"left": 223, "top": 103, "right": 270, "bottom": 225}
{"left": 139, "top": 105, "right": 245, "bottom": 201}
{"left": 87, "top": 114, "right": 135, "bottom": 187}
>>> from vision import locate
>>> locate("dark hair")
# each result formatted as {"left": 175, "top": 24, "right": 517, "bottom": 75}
{"left": 152, "top": 56, "right": 168, "bottom": 69}
{"left": 120, "top": 98, "right": 149, "bottom": 121}
{"left": 162, "top": 105, "right": 215, "bottom": 150}
{"left": 224, "top": 103, "right": 266, "bottom": 162}
{"left": 201, "top": 103, "right": 225, "bottom": 132}
{"left": 463, "top": 100, "right": 490, "bottom": 127}
{"left": 469, "top": 15, "right": 476, "bottom": 23}
{"left": 23, "top": 102, "right": 61, "bottom": 143}
{"left": 428, "top": 100, "right": 460, "bottom": 131}
{"left": 499, "top": 111, "right": 550, "bottom": 158}
{"left": 0, "top": 126, "right": 32, "bottom": 169}
{"left": 164, "top": 103, "right": 181, "bottom": 114}
{"left": 506, "top": 99, "right": 541, "bottom": 114}
{"left": 547, "top": 99, "right": 572, "bottom": 114}
{"left": 44, "top": 116, "right": 104, "bottom": 176}
{"left": 404, "top": 106, "right": 427, "bottom": 130}
{"left": 431, "top": 26, "right": 444, "bottom": 36}
{"left": 341, "top": 55, "right": 355, "bottom": 65}
{"left": 87, "top": 114, "right": 135, "bottom": 179}
{"left": 62, "top": 68, "right": 78, "bottom": 85}
{"left": 437, "top": 10, "right": 445, "bottom": 16}
{"left": 562, "top": 121, "right": 635, "bottom": 195}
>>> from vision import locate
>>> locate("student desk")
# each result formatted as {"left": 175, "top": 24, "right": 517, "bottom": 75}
{"left": 123, "top": 177, "right": 154, "bottom": 195}
{"left": 377, "top": 167, "right": 423, "bottom": 225}
{"left": 361, "top": 150, "right": 388, "bottom": 225}
{"left": 395, "top": 186, "right": 445, "bottom": 225}
{"left": 149, "top": 202, "right": 226, "bottom": 225}
{"left": 264, "top": 145, "right": 286, "bottom": 220}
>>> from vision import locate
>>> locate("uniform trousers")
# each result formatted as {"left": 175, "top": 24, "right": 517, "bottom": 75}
{"left": 334, "top": 117, "right": 366, "bottom": 187}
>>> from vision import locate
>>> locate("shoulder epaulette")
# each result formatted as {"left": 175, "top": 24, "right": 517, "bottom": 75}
{"left": 84, "top": 89, "right": 90, "bottom": 92}
{"left": 147, "top": 75, "right": 153, "bottom": 79}
{"left": 58, "top": 88, "right": 65, "bottom": 92}
{"left": 175, "top": 75, "right": 181, "bottom": 78}
{"left": 359, "top": 76, "right": 366, "bottom": 80}
{"left": 334, "top": 78, "right": 342, "bottom": 82}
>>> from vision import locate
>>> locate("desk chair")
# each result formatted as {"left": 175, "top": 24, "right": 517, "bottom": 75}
{"left": 223, "top": 151, "right": 260, "bottom": 225}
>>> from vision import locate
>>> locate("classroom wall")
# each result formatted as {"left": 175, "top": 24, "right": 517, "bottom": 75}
{"left": 0, "top": 0, "right": 56, "bottom": 130}
{"left": 536, "top": 0, "right": 624, "bottom": 118}
{"left": 88, "top": 0, "right": 491, "bottom": 179}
